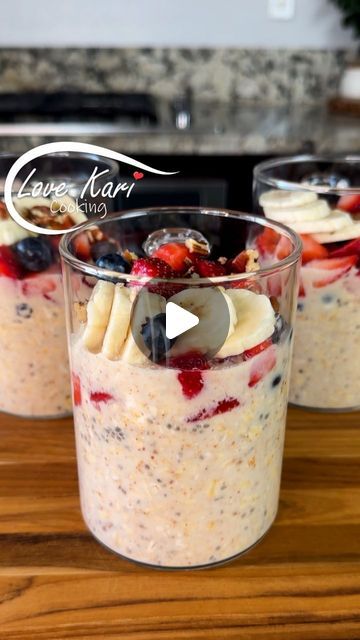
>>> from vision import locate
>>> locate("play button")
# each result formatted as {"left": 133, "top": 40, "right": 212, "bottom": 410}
{"left": 165, "top": 302, "right": 199, "bottom": 339}
{"left": 129, "top": 276, "right": 232, "bottom": 366}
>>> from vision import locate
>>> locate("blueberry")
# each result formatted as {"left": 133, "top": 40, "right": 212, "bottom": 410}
{"left": 96, "top": 253, "right": 130, "bottom": 274}
{"left": 272, "top": 375, "right": 282, "bottom": 388}
{"left": 141, "top": 312, "right": 175, "bottom": 363}
{"left": 15, "top": 237, "right": 53, "bottom": 272}
{"left": 91, "top": 241, "right": 117, "bottom": 262}
{"left": 272, "top": 313, "right": 287, "bottom": 344}
{"left": 16, "top": 303, "right": 32, "bottom": 318}
{"left": 297, "top": 302, "right": 304, "bottom": 312}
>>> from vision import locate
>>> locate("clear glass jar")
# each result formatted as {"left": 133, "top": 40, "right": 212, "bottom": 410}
{"left": 60, "top": 207, "right": 300, "bottom": 569}
{"left": 0, "top": 152, "right": 119, "bottom": 418}
{"left": 254, "top": 155, "right": 360, "bottom": 411}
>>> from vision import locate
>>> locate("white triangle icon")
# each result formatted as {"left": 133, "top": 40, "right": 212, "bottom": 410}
{"left": 165, "top": 302, "right": 199, "bottom": 340}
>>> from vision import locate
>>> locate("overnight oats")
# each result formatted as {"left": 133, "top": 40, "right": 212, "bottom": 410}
{"left": 0, "top": 153, "right": 119, "bottom": 417}
{"left": 61, "top": 208, "right": 300, "bottom": 568}
{"left": 254, "top": 155, "right": 360, "bottom": 411}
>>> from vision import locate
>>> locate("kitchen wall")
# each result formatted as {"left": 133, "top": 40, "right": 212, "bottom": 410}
{"left": 0, "top": 0, "right": 356, "bottom": 48}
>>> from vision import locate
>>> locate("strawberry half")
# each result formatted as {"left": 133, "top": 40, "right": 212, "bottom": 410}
{"left": 153, "top": 242, "right": 191, "bottom": 273}
{"left": 248, "top": 345, "right": 277, "bottom": 387}
{"left": 306, "top": 255, "right": 358, "bottom": 288}
{"left": 337, "top": 194, "right": 360, "bottom": 214}
{"left": 243, "top": 338, "right": 272, "bottom": 360}
{"left": 131, "top": 257, "right": 177, "bottom": 279}
{"left": 300, "top": 234, "right": 329, "bottom": 264}
{"left": 256, "top": 228, "right": 280, "bottom": 257}
{"left": 0, "top": 245, "right": 25, "bottom": 279}
{"left": 330, "top": 237, "right": 360, "bottom": 259}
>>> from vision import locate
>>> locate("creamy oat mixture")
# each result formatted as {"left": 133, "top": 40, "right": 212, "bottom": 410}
{"left": 290, "top": 267, "right": 360, "bottom": 410}
{"left": 71, "top": 334, "right": 291, "bottom": 568}
{"left": 0, "top": 270, "right": 71, "bottom": 417}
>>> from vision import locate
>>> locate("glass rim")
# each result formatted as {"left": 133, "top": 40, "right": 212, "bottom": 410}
{"left": 0, "top": 150, "right": 119, "bottom": 193}
{"left": 254, "top": 154, "right": 360, "bottom": 195}
{"left": 59, "top": 207, "right": 302, "bottom": 284}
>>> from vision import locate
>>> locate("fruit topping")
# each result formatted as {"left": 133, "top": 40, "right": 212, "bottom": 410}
{"left": 338, "top": 193, "right": 360, "bottom": 214}
{"left": 167, "top": 350, "right": 210, "bottom": 370}
{"left": 131, "top": 257, "right": 177, "bottom": 279}
{"left": 243, "top": 338, "right": 272, "bottom": 360}
{"left": 192, "top": 257, "right": 227, "bottom": 277}
{"left": 141, "top": 312, "right": 175, "bottom": 363}
{"left": 187, "top": 397, "right": 240, "bottom": 423}
{"left": 21, "top": 275, "right": 57, "bottom": 299}
{"left": 228, "top": 249, "right": 260, "bottom": 274}
{"left": 300, "top": 234, "right": 329, "bottom": 264}
{"left": 14, "top": 237, "right": 53, "bottom": 272}
{"left": 0, "top": 245, "right": 25, "bottom": 279}
{"left": 91, "top": 240, "right": 118, "bottom": 261}
{"left": 305, "top": 255, "right": 358, "bottom": 288}
{"left": 96, "top": 253, "right": 131, "bottom": 274}
{"left": 248, "top": 345, "right": 276, "bottom": 387}
{"left": 256, "top": 227, "right": 281, "bottom": 257}
{"left": 73, "top": 232, "right": 92, "bottom": 261}
{"left": 72, "top": 373, "right": 82, "bottom": 407}
{"left": 153, "top": 242, "right": 191, "bottom": 272}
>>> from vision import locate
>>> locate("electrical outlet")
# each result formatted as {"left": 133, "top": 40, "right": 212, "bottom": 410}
{"left": 267, "top": 0, "right": 295, "bottom": 20}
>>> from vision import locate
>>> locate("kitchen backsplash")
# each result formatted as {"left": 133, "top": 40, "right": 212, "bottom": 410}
{"left": 0, "top": 48, "right": 349, "bottom": 105}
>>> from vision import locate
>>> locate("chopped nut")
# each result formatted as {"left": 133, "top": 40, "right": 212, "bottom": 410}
{"left": 245, "top": 249, "right": 260, "bottom": 273}
{"left": 74, "top": 302, "right": 87, "bottom": 323}
{"left": 123, "top": 249, "right": 138, "bottom": 263}
{"left": 270, "top": 296, "right": 280, "bottom": 313}
{"left": 0, "top": 202, "right": 9, "bottom": 220}
{"left": 218, "top": 256, "right": 227, "bottom": 265}
{"left": 185, "top": 238, "right": 210, "bottom": 255}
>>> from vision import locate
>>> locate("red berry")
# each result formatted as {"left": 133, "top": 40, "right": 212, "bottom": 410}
{"left": 21, "top": 274, "right": 57, "bottom": 299}
{"left": 301, "top": 234, "right": 329, "bottom": 264}
{"left": 72, "top": 373, "right": 82, "bottom": 407}
{"left": 73, "top": 233, "right": 91, "bottom": 261}
{"left": 178, "top": 371, "right": 204, "bottom": 399}
{"left": 248, "top": 345, "right": 277, "bottom": 388}
{"left": 153, "top": 242, "right": 191, "bottom": 272}
{"left": 90, "top": 391, "right": 114, "bottom": 405}
{"left": 187, "top": 397, "right": 240, "bottom": 423}
{"left": 228, "top": 251, "right": 248, "bottom": 274}
{"left": 243, "top": 338, "right": 272, "bottom": 360}
{"left": 306, "top": 255, "right": 357, "bottom": 288}
{"left": 0, "top": 245, "right": 25, "bottom": 279}
{"left": 256, "top": 228, "right": 280, "bottom": 257}
{"left": 168, "top": 350, "right": 209, "bottom": 370}
{"left": 192, "top": 257, "right": 226, "bottom": 278}
{"left": 330, "top": 237, "right": 360, "bottom": 259}
{"left": 131, "top": 257, "right": 177, "bottom": 279}
{"left": 337, "top": 194, "right": 360, "bottom": 214}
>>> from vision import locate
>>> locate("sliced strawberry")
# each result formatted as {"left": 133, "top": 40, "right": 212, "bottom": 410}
{"left": 330, "top": 237, "right": 360, "bottom": 259}
{"left": 338, "top": 194, "right": 360, "bottom": 214}
{"left": 187, "top": 397, "right": 240, "bottom": 423}
{"left": 178, "top": 371, "right": 205, "bottom": 399}
{"left": 73, "top": 233, "right": 91, "bottom": 261}
{"left": 243, "top": 338, "right": 272, "bottom": 360}
{"left": 21, "top": 274, "right": 57, "bottom": 299}
{"left": 300, "top": 234, "right": 329, "bottom": 264}
{"left": 256, "top": 228, "right": 281, "bottom": 257}
{"left": 168, "top": 350, "right": 209, "bottom": 370}
{"left": 131, "top": 257, "right": 177, "bottom": 279}
{"left": 72, "top": 373, "right": 82, "bottom": 407}
{"left": 275, "top": 235, "right": 292, "bottom": 260}
{"left": 248, "top": 345, "right": 276, "bottom": 387}
{"left": 306, "top": 255, "right": 358, "bottom": 288}
{"left": 192, "top": 257, "right": 227, "bottom": 277}
{"left": 90, "top": 391, "right": 114, "bottom": 405}
{"left": 229, "top": 250, "right": 248, "bottom": 274}
{"left": 153, "top": 242, "right": 191, "bottom": 272}
{"left": 0, "top": 245, "right": 25, "bottom": 279}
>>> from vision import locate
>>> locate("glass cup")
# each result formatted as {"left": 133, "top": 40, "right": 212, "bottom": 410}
{"left": 254, "top": 155, "right": 360, "bottom": 411}
{"left": 0, "top": 152, "right": 119, "bottom": 418}
{"left": 60, "top": 207, "right": 300, "bottom": 569}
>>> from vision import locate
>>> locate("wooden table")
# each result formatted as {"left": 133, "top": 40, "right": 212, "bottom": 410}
{"left": 0, "top": 408, "right": 359, "bottom": 639}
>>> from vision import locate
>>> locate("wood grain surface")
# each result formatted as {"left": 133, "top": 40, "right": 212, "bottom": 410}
{"left": 0, "top": 408, "right": 359, "bottom": 639}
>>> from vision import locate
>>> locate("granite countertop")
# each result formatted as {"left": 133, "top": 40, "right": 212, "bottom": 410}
{"left": 0, "top": 103, "right": 358, "bottom": 156}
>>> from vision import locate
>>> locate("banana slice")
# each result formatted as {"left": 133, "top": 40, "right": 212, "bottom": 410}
{"left": 102, "top": 284, "right": 133, "bottom": 360}
{"left": 82, "top": 280, "right": 115, "bottom": 353}
{"left": 0, "top": 218, "right": 32, "bottom": 245}
{"left": 313, "top": 222, "right": 360, "bottom": 244}
{"left": 12, "top": 196, "right": 52, "bottom": 213}
{"left": 263, "top": 198, "right": 330, "bottom": 223}
{"left": 290, "top": 210, "right": 352, "bottom": 234}
{"left": 121, "top": 290, "right": 166, "bottom": 364}
{"left": 168, "top": 287, "right": 237, "bottom": 356}
{"left": 259, "top": 189, "right": 317, "bottom": 209}
{"left": 216, "top": 289, "right": 275, "bottom": 359}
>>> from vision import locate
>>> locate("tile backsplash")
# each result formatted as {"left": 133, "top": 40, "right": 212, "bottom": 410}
{"left": 0, "top": 48, "right": 350, "bottom": 105}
